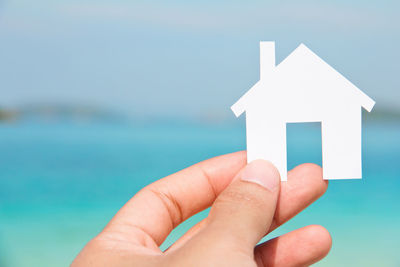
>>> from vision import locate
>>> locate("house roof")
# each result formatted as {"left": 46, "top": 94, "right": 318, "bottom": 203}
{"left": 231, "top": 44, "right": 375, "bottom": 117}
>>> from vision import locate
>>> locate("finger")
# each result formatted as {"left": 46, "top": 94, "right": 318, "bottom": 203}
{"left": 254, "top": 225, "right": 332, "bottom": 267}
{"left": 194, "top": 160, "right": 281, "bottom": 249}
{"left": 104, "top": 151, "right": 247, "bottom": 246}
{"left": 164, "top": 218, "right": 208, "bottom": 252}
{"left": 167, "top": 163, "right": 327, "bottom": 251}
{"left": 269, "top": 163, "right": 327, "bottom": 231}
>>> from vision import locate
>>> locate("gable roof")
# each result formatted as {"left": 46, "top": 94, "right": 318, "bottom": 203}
{"left": 231, "top": 43, "right": 375, "bottom": 117}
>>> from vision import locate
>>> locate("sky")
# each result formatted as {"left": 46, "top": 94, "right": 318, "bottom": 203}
{"left": 0, "top": 0, "right": 399, "bottom": 120}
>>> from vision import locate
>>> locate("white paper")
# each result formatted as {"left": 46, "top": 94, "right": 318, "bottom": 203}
{"left": 231, "top": 42, "right": 375, "bottom": 181}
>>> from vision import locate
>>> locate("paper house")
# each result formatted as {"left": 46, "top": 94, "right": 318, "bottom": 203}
{"left": 231, "top": 42, "right": 375, "bottom": 181}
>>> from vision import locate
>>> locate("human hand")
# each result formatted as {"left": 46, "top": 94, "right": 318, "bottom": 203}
{"left": 72, "top": 151, "right": 331, "bottom": 267}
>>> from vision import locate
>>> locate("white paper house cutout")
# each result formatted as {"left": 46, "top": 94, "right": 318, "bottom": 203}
{"left": 231, "top": 42, "right": 375, "bottom": 181}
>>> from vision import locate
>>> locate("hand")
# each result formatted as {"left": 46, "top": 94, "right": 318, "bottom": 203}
{"left": 72, "top": 151, "right": 331, "bottom": 267}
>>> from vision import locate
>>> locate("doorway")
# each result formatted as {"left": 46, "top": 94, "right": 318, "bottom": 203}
{"left": 286, "top": 122, "right": 322, "bottom": 171}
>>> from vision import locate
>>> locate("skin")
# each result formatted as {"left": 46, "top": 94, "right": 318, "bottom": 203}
{"left": 72, "top": 151, "right": 332, "bottom": 267}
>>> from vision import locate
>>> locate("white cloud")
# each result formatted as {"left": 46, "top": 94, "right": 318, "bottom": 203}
{"left": 0, "top": 1, "right": 397, "bottom": 35}
{"left": 57, "top": 2, "right": 396, "bottom": 32}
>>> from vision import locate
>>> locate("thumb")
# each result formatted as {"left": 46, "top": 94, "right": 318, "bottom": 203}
{"left": 204, "top": 160, "right": 281, "bottom": 248}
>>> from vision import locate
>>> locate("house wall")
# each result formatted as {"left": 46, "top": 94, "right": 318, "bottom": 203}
{"left": 321, "top": 107, "right": 362, "bottom": 179}
{"left": 246, "top": 109, "right": 288, "bottom": 181}
{"left": 245, "top": 104, "right": 362, "bottom": 180}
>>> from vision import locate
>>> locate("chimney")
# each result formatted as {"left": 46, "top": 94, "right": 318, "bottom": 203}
{"left": 260, "top": 41, "right": 275, "bottom": 80}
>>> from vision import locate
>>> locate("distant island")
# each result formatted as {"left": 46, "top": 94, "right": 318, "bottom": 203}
{"left": 0, "top": 104, "right": 399, "bottom": 124}
{"left": 0, "top": 104, "right": 128, "bottom": 123}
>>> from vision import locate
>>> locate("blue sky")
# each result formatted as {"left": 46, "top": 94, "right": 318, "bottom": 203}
{"left": 0, "top": 0, "right": 399, "bottom": 119}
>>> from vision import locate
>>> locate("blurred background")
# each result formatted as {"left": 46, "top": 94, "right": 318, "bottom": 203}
{"left": 0, "top": 0, "right": 399, "bottom": 266}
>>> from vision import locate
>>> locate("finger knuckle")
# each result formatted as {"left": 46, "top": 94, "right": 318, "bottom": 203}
{"left": 215, "top": 187, "right": 265, "bottom": 209}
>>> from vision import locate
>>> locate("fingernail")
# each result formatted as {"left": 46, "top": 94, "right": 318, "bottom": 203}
{"left": 241, "top": 160, "right": 280, "bottom": 192}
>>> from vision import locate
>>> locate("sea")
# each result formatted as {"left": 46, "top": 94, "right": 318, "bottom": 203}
{"left": 0, "top": 120, "right": 399, "bottom": 266}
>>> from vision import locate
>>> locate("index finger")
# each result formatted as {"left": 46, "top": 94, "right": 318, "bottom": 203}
{"left": 104, "top": 151, "right": 247, "bottom": 246}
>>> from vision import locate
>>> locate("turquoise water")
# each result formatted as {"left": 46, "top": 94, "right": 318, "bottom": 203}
{"left": 0, "top": 121, "right": 399, "bottom": 266}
